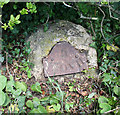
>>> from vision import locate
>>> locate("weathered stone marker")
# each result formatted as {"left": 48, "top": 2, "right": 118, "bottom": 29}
{"left": 43, "top": 41, "right": 88, "bottom": 77}
{"left": 27, "top": 20, "right": 98, "bottom": 79}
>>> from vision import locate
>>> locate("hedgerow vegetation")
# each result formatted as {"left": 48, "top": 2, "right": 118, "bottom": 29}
{"left": 0, "top": 1, "right": 120, "bottom": 114}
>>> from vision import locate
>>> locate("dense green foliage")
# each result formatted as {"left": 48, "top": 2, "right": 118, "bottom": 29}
{"left": 0, "top": 2, "right": 120, "bottom": 114}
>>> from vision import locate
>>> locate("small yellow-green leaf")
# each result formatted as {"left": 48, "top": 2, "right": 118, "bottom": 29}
{"left": 106, "top": 44, "right": 111, "bottom": 50}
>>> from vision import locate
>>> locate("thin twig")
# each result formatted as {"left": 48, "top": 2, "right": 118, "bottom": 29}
{"left": 63, "top": 2, "right": 98, "bottom": 20}
{"left": 90, "top": 21, "right": 96, "bottom": 38}
{"left": 5, "top": 51, "right": 12, "bottom": 77}
{"left": 108, "top": 0, "right": 119, "bottom": 21}
{"left": 98, "top": 6, "right": 120, "bottom": 51}
{"left": 103, "top": 107, "right": 120, "bottom": 114}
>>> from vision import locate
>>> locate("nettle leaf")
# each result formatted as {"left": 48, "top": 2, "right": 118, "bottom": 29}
{"left": 0, "top": 75, "right": 7, "bottom": 90}
{"left": 15, "top": 81, "right": 27, "bottom": 92}
{"left": 98, "top": 96, "right": 108, "bottom": 103}
{"left": 26, "top": 100, "right": 34, "bottom": 109}
{"left": 0, "top": 91, "right": 6, "bottom": 106}
{"left": 100, "top": 103, "right": 111, "bottom": 113}
{"left": 113, "top": 86, "right": 120, "bottom": 96}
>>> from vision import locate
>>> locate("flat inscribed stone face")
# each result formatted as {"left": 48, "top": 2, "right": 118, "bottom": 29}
{"left": 43, "top": 41, "right": 88, "bottom": 77}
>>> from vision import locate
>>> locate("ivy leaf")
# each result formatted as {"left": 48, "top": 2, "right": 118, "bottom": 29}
{"left": 3, "top": 94, "right": 11, "bottom": 106}
{"left": 26, "top": 100, "right": 34, "bottom": 109}
{"left": 53, "top": 103, "right": 61, "bottom": 111}
{"left": 89, "top": 42, "right": 97, "bottom": 49}
{"left": 100, "top": 103, "right": 111, "bottom": 113}
{"left": 0, "top": 91, "right": 6, "bottom": 106}
{"left": 31, "top": 82, "right": 42, "bottom": 93}
{"left": 0, "top": 75, "right": 7, "bottom": 90}
{"left": 102, "top": 73, "right": 111, "bottom": 82}
{"left": 38, "top": 105, "right": 48, "bottom": 113}
{"left": 33, "top": 97, "right": 40, "bottom": 108}
{"left": 15, "top": 81, "right": 27, "bottom": 92}
{"left": 113, "top": 86, "right": 120, "bottom": 96}
{"left": 98, "top": 96, "right": 108, "bottom": 103}
{"left": 29, "top": 108, "right": 40, "bottom": 113}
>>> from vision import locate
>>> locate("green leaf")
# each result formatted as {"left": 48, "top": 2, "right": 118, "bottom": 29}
{"left": 15, "top": 81, "right": 27, "bottom": 92}
{"left": 15, "top": 15, "right": 20, "bottom": 20}
{"left": 88, "top": 92, "right": 96, "bottom": 98}
{"left": 26, "top": 2, "right": 33, "bottom": 9}
{"left": 12, "top": 89, "right": 22, "bottom": 96}
{"left": 0, "top": 91, "right": 6, "bottom": 106}
{"left": 29, "top": 108, "right": 40, "bottom": 113}
{"left": 89, "top": 42, "right": 97, "bottom": 49}
{"left": 31, "top": 82, "right": 42, "bottom": 93}
{"left": 26, "top": 100, "right": 34, "bottom": 109}
{"left": 1, "top": 23, "right": 8, "bottom": 30}
{"left": 100, "top": 103, "right": 111, "bottom": 113}
{"left": 3, "top": 94, "right": 10, "bottom": 106}
{"left": 27, "top": 70, "right": 31, "bottom": 78}
{"left": 15, "top": 20, "right": 21, "bottom": 24}
{"left": 98, "top": 96, "right": 108, "bottom": 103}
{"left": 53, "top": 103, "right": 61, "bottom": 111}
{"left": 33, "top": 97, "right": 40, "bottom": 108}
{"left": 40, "top": 96, "right": 49, "bottom": 101}
{"left": 0, "top": 75, "right": 7, "bottom": 90}
{"left": 65, "top": 103, "right": 70, "bottom": 112}
{"left": 20, "top": 8, "right": 28, "bottom": 15}
{"left": 38, "top": 105, "right": 48, "bottom": 113}
{"left": 113, "top": 86, "right": 120, "bottom": 96}
{"left": 103, "top": 73, "right": 111, "bottom": 82}
{"left": 69, "top": 86, "right": 74, "bottom": 92}
{"left": 6, "top": 76, "right": 15, "bottom": 92}
{"left": 10, "top": 15, "right": 15, "bottom": 21}
{"left": 50, "top": 98, "right": 58, "bottom": 105}
{"left": 17, "top": 96, "right": 26, "bottom": 108}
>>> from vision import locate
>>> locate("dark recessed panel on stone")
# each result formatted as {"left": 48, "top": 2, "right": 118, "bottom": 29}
{"left": 43, "top": 41, "right": 88, "bottom": 77}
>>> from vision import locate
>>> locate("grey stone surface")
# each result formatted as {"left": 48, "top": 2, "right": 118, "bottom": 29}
{"left": 27, "top": 20, "right": 98, "bottom": 80}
